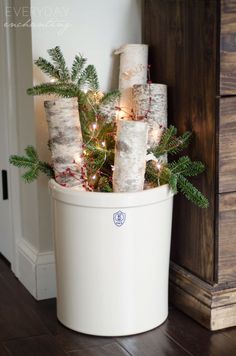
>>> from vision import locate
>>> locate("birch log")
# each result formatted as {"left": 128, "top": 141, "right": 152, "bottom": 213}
{"left": 114, "top": 44, "right": 148, "bottom": 118}
{"left": 113, "top": 119, "right": 148, "bottom": 192}
{"left": 44, "top": 98, "right": 85, "bottom": 189}
{"left": 132, "top": 83, "right": 167, "bottom": 147}
{"left": 99, "top": 96, "right": 120, "bottom": 123}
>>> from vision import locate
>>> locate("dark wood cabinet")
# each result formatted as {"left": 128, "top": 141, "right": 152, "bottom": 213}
{"left": 143, "top": 0, "right": 236, "bottom": 330}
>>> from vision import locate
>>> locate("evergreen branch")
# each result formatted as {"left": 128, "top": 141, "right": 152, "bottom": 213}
{"left": 78, "top": 64, "right": 99, "bottom": 90}
{"left": 100, "top": 90, "right": 120, "bottom": 104}
{"left": 71, "top": 54, "right": 87, "bottom": 82}
{"left": 9, "top": 155, "right": 35, "bottom": 169}
{"left": 9, "top": 146, "right": 54, "bottom": 183}
{"left": 34, "top": 57, "right": 60, "bottom": 80}
{"left": 168, "top": 156, "right": 205, "bottom": 177}
{"left": 47, "top": 46, "right": 70, "bottom": 81}
{"left": 25, "top": 145, "right": 38, "bottom": 160}
{"left": 149, "top": 126, "right": 191, "bottom": 158}
{"left": 27, "top": 83, "right": 78, "bottom": 97}
{"left": 22, "top": 166, "right": 40, "bottom": 183}
{"left": 161, "top": 125, "right": 177, "bottom": 146}
{"left": 177, "top": 174, "right": 209, "bottom": 208}
{"left": 97, "top": 176, "right": 112, "bottom": 192}
{"left": 39, "top": 161, "right": 55, "bottom": 178}
{"left": 145, "top": 158, "right": 209, "bottom": 208}
{"left": 169, "top": 173, "right": 178, "bottom": 193}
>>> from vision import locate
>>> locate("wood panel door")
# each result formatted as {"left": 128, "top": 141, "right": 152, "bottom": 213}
{"left": 218, "top": 192, "right": 236, "bottom": 282}
{"left": 220, "top": 0, "right": 236, "bottom": 95}
{"left": 218, "top": 97, "right": 236, "bottom": 193}
{"left": 143, "top": 0, "right": 218, "bottom": 282}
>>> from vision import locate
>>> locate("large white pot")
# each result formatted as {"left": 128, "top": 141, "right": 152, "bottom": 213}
{"left": 49, "top": 179, "right": 174, "bottom": 336}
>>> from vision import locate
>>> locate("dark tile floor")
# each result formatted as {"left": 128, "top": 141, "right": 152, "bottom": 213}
{"left": 0, "top": 255, "right": 236, "bottom": 356}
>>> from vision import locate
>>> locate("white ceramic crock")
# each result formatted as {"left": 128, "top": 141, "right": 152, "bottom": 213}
{"left": 49, "top": 179, "right": 174, "bottom": 336}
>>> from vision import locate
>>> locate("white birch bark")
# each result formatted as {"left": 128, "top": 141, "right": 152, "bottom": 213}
{"left": 132, "top": 83, "right": 167, "bottom": 147}
{"left": 133, "top": 83, "right": 168, "bottom": 163}
{"left": 114, "top": 44, "right": 148, "bottom": 118}
{"left": 44, "top": 98, "right": 85, "bottom": 190}
{"left": 113, "top": 119, "right": 148, "bottom": 192}
{"left": 99, "top": 96, "right": 119, "bottom": 123}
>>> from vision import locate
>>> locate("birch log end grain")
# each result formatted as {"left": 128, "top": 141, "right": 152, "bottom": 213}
{"left": 114, "top": 44, "right": 148, "bottom": 118}
{"left": 44, "top": 97, "right": 85, "bottom": 189}
{"left": 132, "top": 83, "right": 168, "bottom": 149}
{"left": 113, "top": 119, "right": 148, "bottom": 192}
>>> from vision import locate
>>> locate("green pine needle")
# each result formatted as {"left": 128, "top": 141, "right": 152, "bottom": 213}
{"left": 27, "top": 83, "right": 78, "bottom": 98}
{"left": 78, "top": 64, "right": 99, "bottom": 90}
{"left": 168, "top": 156, "right": 205, "bottom": 177}
{"left": 145, "top": 130, "right": 209, "bottom": 208}
{"left": 30, "top": 47, "right": 101, "bottom": 100}
{"left": 34, "top": 57, "right": 60, "bottom": 80}
{"left": 177, "top": 174, "right": 209, "bottom": 208}
{"left": 100, "top": 90, "right": 120, "bottom": 104}
{"left": 169, "top": 173, "right": 178, "bottom": 193}
{"left": 9, "top": 146, "right": 54, "bottom": 183}
{"left": 97, "top": 177, "right": 112, "bottom": 192}
{"left": 47, "top": 46, "right": 70, "bottom": 81}
{"left": 22, "top": 167, "right": 39, "bottom": 183}
{"left": 149, "top": 126, "right": 191, "bottom": 158}
{"left": 25, "top": 145, "right": 38, "bottom": 160}
{"left": 71, "top": 54, "right": 87, "bottom": 81}
{"left": 9, "top": 155, "right": 34, "bottom": 169}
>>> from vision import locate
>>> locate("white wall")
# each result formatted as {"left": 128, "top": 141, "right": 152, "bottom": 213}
{"left": 11, "top": 0, "right": 40, "bottom": 250}
{"left": 30, "top": 0, "right": 142, "bottom": 252}
{"left": 8, "top": 0, "right": 141, "bottom": 299}
{"left": 31, "top": 0, "right": 142, "bottom": 91}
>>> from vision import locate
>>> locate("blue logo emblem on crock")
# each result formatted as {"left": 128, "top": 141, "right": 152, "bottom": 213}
{"left": 113, "top": 210, "right": 126, "bottom": 227}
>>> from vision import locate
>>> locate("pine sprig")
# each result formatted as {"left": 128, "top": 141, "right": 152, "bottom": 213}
{"left": 28, "top": 47, "right": 107, "bottom": 105}
{"left": 97, "top": 176, "right": 112, "bottom": 192}
{"left": 149, "top": 125, "right": 191, "bottom": 158}
{"left": 9, "top": 146, "right": 54, "bottom": 183}
{"left": 100, "top": 90, "right": 120, "bottom": 104}
{"left": 27, "top": 83, "right": 79, "bottom": 97}
{"left": 145, "top": 155, "right": 209, "bottom": 208}
{"left": 78, "top": 64, "right": 99, "bottom": 90}
{"left": 168, "top": 156, "right": 205, "bottom": 177}
{"left": 71, "top": 54, "right": 87, "bottom": 81}
{"left": 177, "top": 175, "right": 209, "bottom": 208}
{"left": 34, "top": 58, "right": 60, "bottom": 80}
{"left": 47, "top": 46, "right": 70, "bottom": 81}
{"left": 169, "top": 173, "right": 178, "bottom": 193}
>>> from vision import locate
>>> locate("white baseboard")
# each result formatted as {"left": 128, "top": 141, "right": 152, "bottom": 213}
{"left": 16, "top": 238, "right": 57, "bottom": 300}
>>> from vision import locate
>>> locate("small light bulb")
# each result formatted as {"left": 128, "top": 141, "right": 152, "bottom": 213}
{"left": 73, "top": 153, "right": 81, "bottom": 163}
{"left": 92, "top": 123, "right": 97, "bottom": 130}
{"left": 92, "top": 175, "right": 96, "bottom": 180}
{"left": 156, "top": 163, "right": 162, "bottom": 170}
{"left": 50, "top": 78, "right": 56, "bottom": 83}
{"left": 101, "top": 141, "right": 106, "bottom": 147}
{"left": 83, "top": 150, "right": 87, "bottom": 155}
